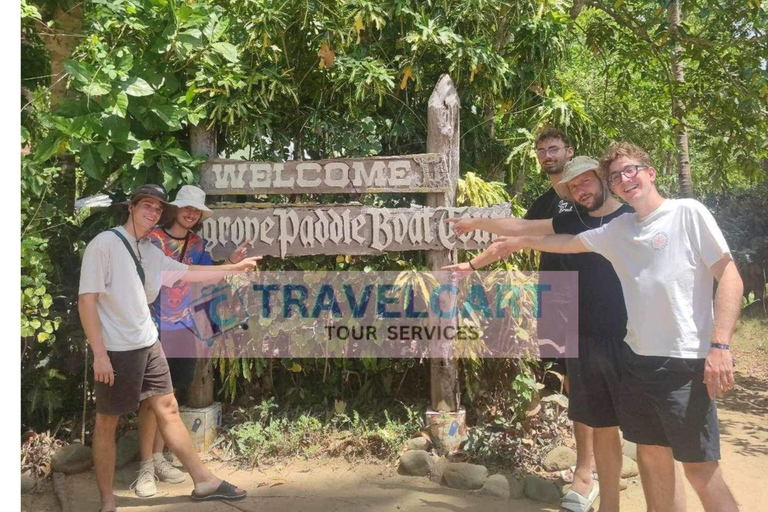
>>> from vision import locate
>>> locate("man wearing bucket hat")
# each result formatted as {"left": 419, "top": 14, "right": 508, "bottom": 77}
{"left": 132, "top": 185, "right": 249, "bottom": 497}
{"left": 476, "top": 142, "right": 743, "bottom": 512}
{"left": 79, "top": 184, "right": 260, "bottom": 512}
{"left": 444, "top": 157, "right": 634, "bottom": 512}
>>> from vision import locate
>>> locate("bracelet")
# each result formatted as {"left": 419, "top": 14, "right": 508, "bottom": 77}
{"left": 710, "top": 343, "right": 730, "bottom": 350}
{"left": 226, "top": 257, "right": 233, "bottom": 264}
{"left": 468, "top": 260, "right": 477, "bottom": 271}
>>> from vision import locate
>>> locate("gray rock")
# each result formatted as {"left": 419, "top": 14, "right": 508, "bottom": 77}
{"left": 621, "top": 455, "right": 639, "bottom": 478}
{"left": 622, "top": 440, "right": 637, "bottom": 461}
{"left": 480, "top": 474, "right": 524, "bottom": 500}
{"left": 524, "top": 475, "right": 561, "bottom": 503}
{"left": 115, "top": 430, "right": 140, "bottom": 469}
{"left": 404, "top": 437, "right": 431, "bottom": 452}
{"left": 21, "top": 471, "right": 36, "bottom": 494}
{"left": 556, "top": 480, "right": 572, "bottom": 497}
{"left": 51, "top": 444, "right": 93, "bottom": 475}
{"left": 429, "top": 456, "right": 449, "bottom": 484}
{"left": 442, "top": 462, "right": 488, "bottom": 490}
{"left": 543, "top": 445, "right": 577, "bottom": 472}
{"left": 398, "top": 450, "right": 433, "bottom": 476}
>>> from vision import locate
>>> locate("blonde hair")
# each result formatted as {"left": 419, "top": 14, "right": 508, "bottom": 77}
{"left": 598, "top": 142, "right": 654, "bottom": 179}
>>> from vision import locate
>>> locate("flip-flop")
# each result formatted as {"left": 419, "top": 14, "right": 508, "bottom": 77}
{"left": 559, "top": 465, "right": 599, "bottom": 483}
{"left": 191, "top": 480, "right": 246, "bottom": 501}
{"left": 561, "top": 481, "right": 600, "bottom": 512}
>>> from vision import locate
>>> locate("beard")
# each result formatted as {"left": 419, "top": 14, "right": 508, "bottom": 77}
{"left": 578, "top": 183, "right": 607, "bottom": 212}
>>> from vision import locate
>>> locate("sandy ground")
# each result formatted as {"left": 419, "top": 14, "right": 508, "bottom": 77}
{"left": 22, "top": 367, "right": 768, "bottom": 512}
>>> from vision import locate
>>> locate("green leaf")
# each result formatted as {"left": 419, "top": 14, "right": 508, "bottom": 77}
{"left": 211, "top": 42, "right": 238, "bottom": 63}
{"left": 80, "top": 146, "right": 102, "bottom": 179}
{"left": 111, "top": 92, "right": 129, "bottom": 117}
{"left": 184, "top": 85, "right": 196, "bottom": 106}
{"left": 64, "top": 59, "right": 93, "bottom": 83}
{"left": 123, "top": 77, "right": 155, "bottom": 97}
{"left": 97, "top": 142, "right": 114, "bottom": 161}
{"left": 150, "top": 104, "right": 181, "bottom": 129}
{"left": 131, "top": 148, "right": 146, "bottom": 168}
{"left": 35, "top": 134, "right": 66, "bottom": 162}
{"left": 165, "top": 147, "right": 194, "bottom": 162}
{"left": 82, "top": 81, "right": 112, "bottom": 97}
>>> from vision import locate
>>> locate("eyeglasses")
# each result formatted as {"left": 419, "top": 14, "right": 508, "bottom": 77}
{"left": 536, "top": 147, "right": 567, "bottom": 158}
{"left": 607, "top": 165, "right": 648, "bottom": 186}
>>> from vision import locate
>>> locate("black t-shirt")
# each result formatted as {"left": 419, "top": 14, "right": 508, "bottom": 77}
{"left": 552, "top": 204, "right": 634, "bottom": 338}
{"left": 524, "top": 187, "right": 574, "bottom": 271}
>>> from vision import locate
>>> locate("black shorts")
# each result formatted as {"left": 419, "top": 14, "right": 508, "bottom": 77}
{"left": 617, "top": 342, "right": 720, "bottom": 463}
{"left": 94, "top": 341, "right": 173, "bottom": 416}
{"left": 565, "top": 335, "right": 622, "bottom": 428}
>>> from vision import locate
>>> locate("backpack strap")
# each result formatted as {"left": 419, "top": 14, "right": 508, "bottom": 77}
{"left": 109, "top": 228, "right": 145, "bottom": 285}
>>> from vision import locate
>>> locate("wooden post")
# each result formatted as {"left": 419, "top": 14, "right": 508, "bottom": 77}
{"left": 187, "top": 124, "right": 217, "bottom": 409}
{"left": 424, "top": 75, "right": 463, "bottom": 453}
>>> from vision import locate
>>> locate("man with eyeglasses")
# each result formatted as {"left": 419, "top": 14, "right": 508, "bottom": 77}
{"left": 487, "top": 142, "right": 743, "bottom": 512}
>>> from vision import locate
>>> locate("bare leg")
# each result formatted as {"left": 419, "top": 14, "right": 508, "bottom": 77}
{"left": 683, "top": 461, "right": 739, "bottom": 512}
{"left": 144, "top": 393, "right": 241, "bottom": 495}
{"left": 637, "top": 444, "right": 686, "bottom": 512}
{"left": 593, "top": 426, "right": 621, "bottom": 512}
{"left": 153, "top": 427, "right": 165, "bottom": 456}
{"left": 138, "top": 401, "right": 157, "bottom": 462}
{"left": 93, "top": 413, "right": 120, "bottom": 512}
{"left": 568, "top": 421, "right": 596, "bottom": 498}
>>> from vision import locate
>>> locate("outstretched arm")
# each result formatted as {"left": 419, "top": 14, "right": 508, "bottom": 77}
{"left": 179, "top": 256, "right": 262, "bottom": 283}
{"left": 442, "top": 234, "right": 590, "bottom": 272}
{"left": 444, "top": 217, "right": 554, "bottom": 237}
{"left": 704, "top": 256, "right": 743, "bottom": 399}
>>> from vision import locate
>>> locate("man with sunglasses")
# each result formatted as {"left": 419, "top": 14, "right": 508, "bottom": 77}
{"left": 487, "top": 143, "right": 743, "bottom": 512}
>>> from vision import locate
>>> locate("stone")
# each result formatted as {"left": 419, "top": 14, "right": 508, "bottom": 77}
{"left": 524, "top": 475, "right": 561, "bottom": 503}
{"left": 429, "top": 456, "right": 449, "bottom": 484}
{"left": 398, "top": 450, "right": 433, "bottom": 476}
{"left": 621, "top": 455, "right": 639, "bottom": 478}
{"left": 404, "top": 437, "right": 431, "bottom": 452}
{"left": 622, "top": 440, "right": 637, "bottom": 461}
{"left": 620, "top": 478, "right": 628, "bottom": 491}
{"left": 543, "top": 445, "right": 577, "bottom": 472}
{"left": 21, "top": 471, "right": 36, "bottom": 494}
{"left": 51, "top": 444, "right": 93, "bottom": 475}
{"left": 480, "top": 474, "right": 524, "bottom": 500}
{"left": 115, "top": 430, "right": 140, "bottom": 469}
{"left": 442, "top": 463, "right": 489, "bottom": 490}
{"left": 555, "top": 480, "right": 572, "bottom": 497}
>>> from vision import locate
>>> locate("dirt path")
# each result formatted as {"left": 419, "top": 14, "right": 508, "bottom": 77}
{"left": 23, "top": 372, "right": 767, "bottom": 512}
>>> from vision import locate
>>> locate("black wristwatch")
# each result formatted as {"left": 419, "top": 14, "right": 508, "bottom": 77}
{"left": 710, "top": 343, "right": 730, "bottom": 350}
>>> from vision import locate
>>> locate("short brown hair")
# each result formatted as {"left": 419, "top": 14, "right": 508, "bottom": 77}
{"left": 534, "top": 127, "right": 570, "bottom": 148}
{"left": 598, "top": 142, "right": 654, "bottom": 179}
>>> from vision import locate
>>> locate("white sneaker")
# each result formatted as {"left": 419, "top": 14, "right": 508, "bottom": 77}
{"left": 155, "top": 458, "right": 187, "bottom": 484}
{"left": 131, "top": 464, "right": 158, "bottom": 498}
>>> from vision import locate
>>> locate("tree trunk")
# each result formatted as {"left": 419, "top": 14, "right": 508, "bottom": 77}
{"left": 668, "top": 0, "right": 694, "bottom": 198}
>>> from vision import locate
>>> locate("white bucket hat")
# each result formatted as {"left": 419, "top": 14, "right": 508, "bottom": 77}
{"left": 554, "top": 156, "right": 600, "bottom": 202}
{"left": 170, "top": 185, "right": 213, "bottom": 219}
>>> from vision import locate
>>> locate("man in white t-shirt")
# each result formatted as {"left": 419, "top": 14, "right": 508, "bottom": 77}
{"left": 486, "top": 143, "right": 743, "bottom": 512}
{"left": 79, "top": 184, "right": 261, "bottom": 512}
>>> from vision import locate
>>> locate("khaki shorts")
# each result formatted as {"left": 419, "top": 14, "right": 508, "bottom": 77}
{"left": 94, "top": 341, "right": 173, "bottom": 416}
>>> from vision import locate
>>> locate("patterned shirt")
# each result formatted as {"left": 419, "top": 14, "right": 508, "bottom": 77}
{"left": 146, "top": 228, "right": 214, "bottom": 331}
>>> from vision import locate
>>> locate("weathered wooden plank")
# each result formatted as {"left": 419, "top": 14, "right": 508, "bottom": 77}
{"left": 199, "top": 154, "right": 449, "bottom": 195}
{"left": 202, "top": 204, "right": 510, "bottom": 260}
{"left": 426, "top": 74, "right": 461, "bottom": 414}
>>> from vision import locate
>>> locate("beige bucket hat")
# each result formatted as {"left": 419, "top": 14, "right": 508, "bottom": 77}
{"left": 170, "top": 185, "right": 213, "bottom": 219}
{"left": 554, "top": 156, "right": 600, "bottom": 202}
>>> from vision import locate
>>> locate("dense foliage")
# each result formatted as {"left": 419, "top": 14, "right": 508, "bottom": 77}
{"left": 20, "top": 0, "right": 768, "bottom": 440}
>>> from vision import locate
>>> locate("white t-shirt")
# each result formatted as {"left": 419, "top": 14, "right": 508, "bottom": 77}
{"left": 78, "top": 226, "right": 189, "bottom": 351}
{"left": 578, "top": 199, "right": 731, "bottom": 358}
